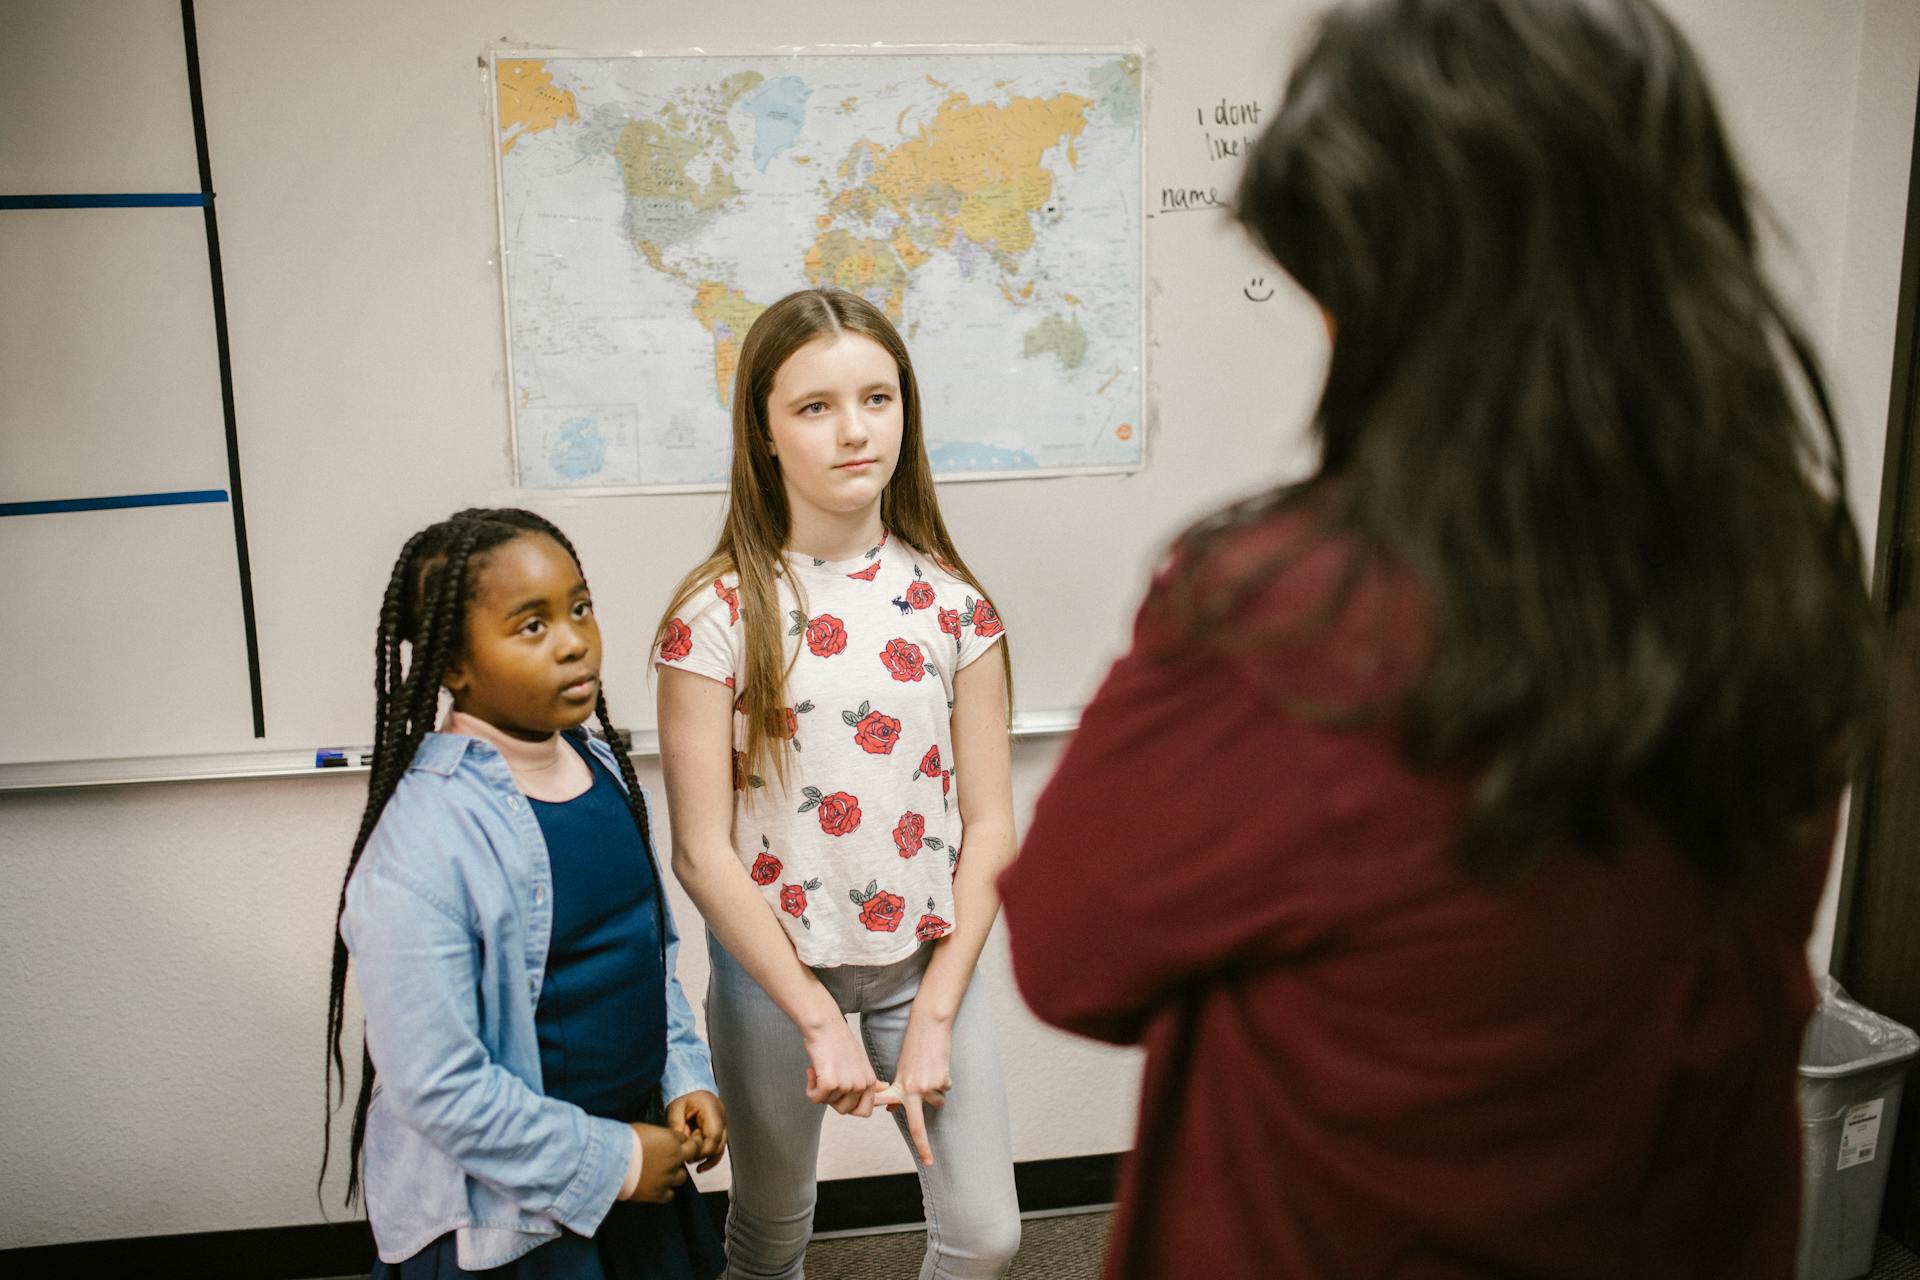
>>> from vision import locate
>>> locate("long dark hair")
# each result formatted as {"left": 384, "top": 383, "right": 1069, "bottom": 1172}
{"left": 657, "top": 288, "right": 1011, "bottom": 786}
{"left": 321, "top": 508, "right": 656, "bottom": 1208}
{"left": 1165, "top": 0, "right": 1879, "bottom": 881}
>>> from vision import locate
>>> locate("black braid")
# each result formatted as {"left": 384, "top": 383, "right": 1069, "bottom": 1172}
{"left": 320, "top": 510, "right": 537, "bottom": 1211}
{"left": 320, "top": 526, "right": 424, "bottom": 1209}
{"left": 594, "top": 691, "right": 655, "bottom": 855}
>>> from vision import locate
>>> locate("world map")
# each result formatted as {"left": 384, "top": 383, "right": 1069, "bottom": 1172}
{"left": 494, "top": 51, "right": 1145, "bottom": 490}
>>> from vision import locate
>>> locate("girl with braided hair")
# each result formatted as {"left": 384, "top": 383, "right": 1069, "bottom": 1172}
{"left": 323, "top": 507, "right": 725, "bottom": 1279}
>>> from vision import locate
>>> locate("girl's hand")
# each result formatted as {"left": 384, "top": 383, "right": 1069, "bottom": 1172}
{"left": 885, "top": 1008, "right": 954, "bottom": 1166}
{"left": 626, "top": 1122, "right": 700, "bottom": 1204}
{"left": 666, "top": 1089, "right": 729, "bottom": 1173}
{"left": 802, "top": 1015, "right": 880, "bottom": 1117}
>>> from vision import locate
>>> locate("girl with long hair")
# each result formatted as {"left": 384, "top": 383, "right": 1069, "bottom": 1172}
{"left": 654, "top": 288, "right": 1021, "bottom": 1278}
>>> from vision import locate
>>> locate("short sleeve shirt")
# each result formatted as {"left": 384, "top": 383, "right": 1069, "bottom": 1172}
{"left": 656, "top": 531, "right": 1006, "bottom": 967}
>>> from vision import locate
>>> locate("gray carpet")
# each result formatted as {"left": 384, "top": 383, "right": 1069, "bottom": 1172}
{"left": 322, "top": 1217, "right": 1920, "bottom": 1278}
{"left": 1874, "top": 1230, "right": 1920, "bottom": 1280}
{"left": 800, "top": 1217, "right": 1920, "bottom": 1280}
{"left": 803, "top": 1210, "right": 1108, "bottom": 1279}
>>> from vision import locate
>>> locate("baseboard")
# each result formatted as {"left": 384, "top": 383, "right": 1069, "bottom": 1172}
{"left": 0, "top": 1151, "right": 1121, "bottom": 1278}
{"left": 812, "top": 1150, "right": 1120, "bottom": 1234}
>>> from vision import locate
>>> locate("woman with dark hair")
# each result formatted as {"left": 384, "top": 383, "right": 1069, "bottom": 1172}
{"left": 998, "top": 0, "right": 1879, "bottom": 1276}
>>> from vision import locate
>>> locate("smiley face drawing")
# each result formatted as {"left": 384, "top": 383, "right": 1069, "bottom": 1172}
{"left": 1244, "top": 277, "right": 1275, "bottom": 302}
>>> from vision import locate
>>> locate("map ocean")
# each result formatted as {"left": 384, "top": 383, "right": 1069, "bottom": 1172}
{"left": 494, "top": 51, "right": 1145, "bottom": 490}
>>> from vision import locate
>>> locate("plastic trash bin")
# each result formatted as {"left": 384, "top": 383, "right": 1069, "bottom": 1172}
{"left": 1797, "top": 976, "right": 1920, "bottom": 1280}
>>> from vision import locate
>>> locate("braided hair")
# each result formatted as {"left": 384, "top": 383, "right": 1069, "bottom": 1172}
{"left": 320, "top": 507, "right": 655, "bottom": 1208}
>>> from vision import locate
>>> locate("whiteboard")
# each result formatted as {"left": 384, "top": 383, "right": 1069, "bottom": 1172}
{"left": 2, "top": 0, "right": 1867, "bottom": 784}
{"left": 0, "top": 0, "right": 261, "bottom": 774}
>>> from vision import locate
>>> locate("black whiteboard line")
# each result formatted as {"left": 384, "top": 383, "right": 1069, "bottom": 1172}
{"left": 181, "top": 0, "right": 265, "bottom": 739}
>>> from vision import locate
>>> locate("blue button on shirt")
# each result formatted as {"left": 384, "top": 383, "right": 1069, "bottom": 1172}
{"left": 341, "top": 730, "right": 715, "bottom": 1271}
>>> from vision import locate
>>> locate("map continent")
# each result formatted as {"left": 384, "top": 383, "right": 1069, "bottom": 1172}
{"left": 496, "top": 52, "right": 1144, "bottom": 489}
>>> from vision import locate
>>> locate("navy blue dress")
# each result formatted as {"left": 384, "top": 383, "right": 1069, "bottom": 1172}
{"left": 374, "top": 738, "right": 724, "bottom": 1280}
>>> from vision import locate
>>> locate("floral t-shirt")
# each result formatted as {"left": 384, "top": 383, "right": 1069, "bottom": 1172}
{"left": 656, "top": 532, "right": 1006, "bottom": 967}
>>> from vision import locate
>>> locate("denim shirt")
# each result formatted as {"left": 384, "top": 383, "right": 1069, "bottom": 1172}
{"left": 340, "top": 729, "right": 716, "bottom": 1269}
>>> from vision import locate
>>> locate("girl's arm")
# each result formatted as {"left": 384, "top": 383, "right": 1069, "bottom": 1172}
{"left": 647, "top": 812, "right": 717, "bottom": 1107}
{"left": 655, "top": 665, "right": 880, "bottom": 1115}
{"left": 659, "top": 936, "right": 715, "bottom": 1105}
{"left": 917, "top": 652, "right": 1015, "bottom": 1017}
{"left": 890, "top": 650, "right": 1016, "bottom": 1164}
{"left": 343, "top": 846, "right": 632, "bottom": 1232}
{"left": 649, "top": 801, "right": 726, "bottom": 1171}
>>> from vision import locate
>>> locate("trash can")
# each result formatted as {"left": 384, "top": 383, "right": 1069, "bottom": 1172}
{"left": 1797, "top": 976, "right": 1920, "bottom": 1280}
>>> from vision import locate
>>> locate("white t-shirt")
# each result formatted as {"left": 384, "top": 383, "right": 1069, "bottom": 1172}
{"left": 656, "top": 531, "right": 1006, "bottom": 967}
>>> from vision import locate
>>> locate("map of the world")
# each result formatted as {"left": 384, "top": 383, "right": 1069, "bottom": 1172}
{"left": 494, "top": 50, "right": 1145, "bottom": 490}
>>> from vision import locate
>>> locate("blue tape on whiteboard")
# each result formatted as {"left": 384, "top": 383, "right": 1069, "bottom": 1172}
{"left": 0, "top": 490, "right": 230, "bottom": 517}
{"left": 0, "top": 193, "right": 210, "bottom": 209}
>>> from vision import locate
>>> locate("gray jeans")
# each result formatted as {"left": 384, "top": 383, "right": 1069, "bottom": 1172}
{"left": 705, "top": 933, "right": 1021, "bottom": 1279}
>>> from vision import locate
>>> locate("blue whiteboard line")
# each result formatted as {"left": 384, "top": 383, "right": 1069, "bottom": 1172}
{"left": 0, "top": 193, "right": 210, "bottom": 209}
{"left": 0, "top": 490, "right": 230, "bottom": 517}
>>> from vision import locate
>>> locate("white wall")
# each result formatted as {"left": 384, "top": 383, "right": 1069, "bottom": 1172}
{"left": 1, "top": 0, "right": 1915, "bottom": 1252}
{"left": 1797, "top": 0, "right": 1920, "bottom": 976}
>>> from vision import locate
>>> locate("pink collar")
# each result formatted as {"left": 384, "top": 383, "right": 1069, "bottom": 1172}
{"left": 442, "top": 709, "right": 592, "bottom": 803}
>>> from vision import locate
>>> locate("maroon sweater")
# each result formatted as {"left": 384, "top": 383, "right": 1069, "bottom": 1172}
{"left": 999, "top": 519, "right": 1830, "bottom": 1279}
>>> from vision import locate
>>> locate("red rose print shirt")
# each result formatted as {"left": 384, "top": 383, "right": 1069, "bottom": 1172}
{"left": 655, "top": 534, "right": 1005, "bottom": 967}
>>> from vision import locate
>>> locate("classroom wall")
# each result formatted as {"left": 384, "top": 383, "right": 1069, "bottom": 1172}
{"left": 2, "top": 0, "right": 1915, "bottom": 1252}
{"left": 1802, "top": 0, "right": 1920, "bottom": 977}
